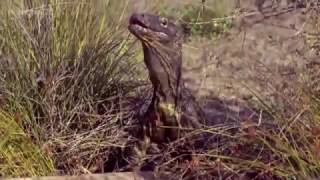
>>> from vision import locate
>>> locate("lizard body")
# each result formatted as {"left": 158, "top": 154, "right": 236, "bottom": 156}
{"left": 128, "top": 13, "right": 205, "bottom": 144}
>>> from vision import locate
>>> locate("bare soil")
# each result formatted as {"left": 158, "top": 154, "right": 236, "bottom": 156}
{"left": 180, "top": 3, "right": 319, "bottom": 124}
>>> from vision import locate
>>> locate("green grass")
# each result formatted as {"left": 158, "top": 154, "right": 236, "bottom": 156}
{"left": 0, "top": 110, "right": 54, "bottom": 177}
{"left": 180, "top": 4, "right": 233, "bottom": 38}
{"left": 0, "top": 0, "right": 320, "bottom": 179}
{"left": 0, "top": 0, "right": 142, "bottom": 176}
{"left": 158, "top": 0, "right": 234, "bottom": 38}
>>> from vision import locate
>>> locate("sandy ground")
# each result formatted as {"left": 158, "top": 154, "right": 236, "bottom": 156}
{"left": 182, "top": 3, "right": 319, "bottom": 122}
{"left": 184, "top": 5, "right": 318, "bottom": 100}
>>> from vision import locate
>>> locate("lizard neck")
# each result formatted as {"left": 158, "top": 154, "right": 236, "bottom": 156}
{"left": 142, "top": 43, "right": 182, "bottom": 107}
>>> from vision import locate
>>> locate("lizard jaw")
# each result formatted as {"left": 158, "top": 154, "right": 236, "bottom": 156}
{"left": 129, "top": 24, "right": 169, "bottom": 42}
{"left": 128, "top": 14, "right": 169, "bottom": 42}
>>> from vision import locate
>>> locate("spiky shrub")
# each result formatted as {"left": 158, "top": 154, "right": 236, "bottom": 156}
{"left": 0, "top": 0, "right": 142, "bottom": 175}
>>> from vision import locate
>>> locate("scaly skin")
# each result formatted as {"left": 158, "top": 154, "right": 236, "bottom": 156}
{"left": 128, "top": 13, "right": 205, "bottom": 144}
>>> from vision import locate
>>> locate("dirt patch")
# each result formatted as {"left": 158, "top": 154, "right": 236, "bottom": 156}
{"left": 183, "top": 7, "right": 316, "bottom": 102}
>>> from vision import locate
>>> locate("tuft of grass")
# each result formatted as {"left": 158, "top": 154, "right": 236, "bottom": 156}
{"left": 0, "top": 0, "right": 143, "bottom": 176}
{"left": 0, "top": 109, "right": 54, "bottom": 177}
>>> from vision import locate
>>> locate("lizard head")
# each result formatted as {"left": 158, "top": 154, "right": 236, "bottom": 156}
{"left": 128, "top": 13, "right": 182, "bottom": 45}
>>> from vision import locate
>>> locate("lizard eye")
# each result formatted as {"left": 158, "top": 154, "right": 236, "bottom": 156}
{"left": 160, "top": 17, "right": 168, "bottom": 27}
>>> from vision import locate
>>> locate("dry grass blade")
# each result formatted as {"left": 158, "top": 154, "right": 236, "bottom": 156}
{"left": 0, "top": 0, "right": 144, "bottom": 176}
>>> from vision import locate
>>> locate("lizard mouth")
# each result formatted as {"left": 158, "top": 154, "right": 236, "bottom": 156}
{"left": 129, "top": 16, "right": 148, "bottom": 29}
{"left": 128, "top": 14, "right": 169, "bottom": 42}
{"left": 128, "top": 15, "right": 150, "bottom": 37}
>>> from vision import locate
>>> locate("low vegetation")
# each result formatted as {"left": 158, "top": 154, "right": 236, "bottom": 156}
{"left": 0, "top": 110, "right": 54, "bottom": 176}
{"left": 159, "top": 1, "right": 233, "bottom": 38}
{"left": 0, "top": 0, "right": 319, "bottom": 179}
{"left": 0, "top": 0, "right": 142, "bottom": 176}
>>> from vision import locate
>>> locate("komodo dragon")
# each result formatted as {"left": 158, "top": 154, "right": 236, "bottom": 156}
{"left": 128, "top": 13, "right": 206, "bottom": 144}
